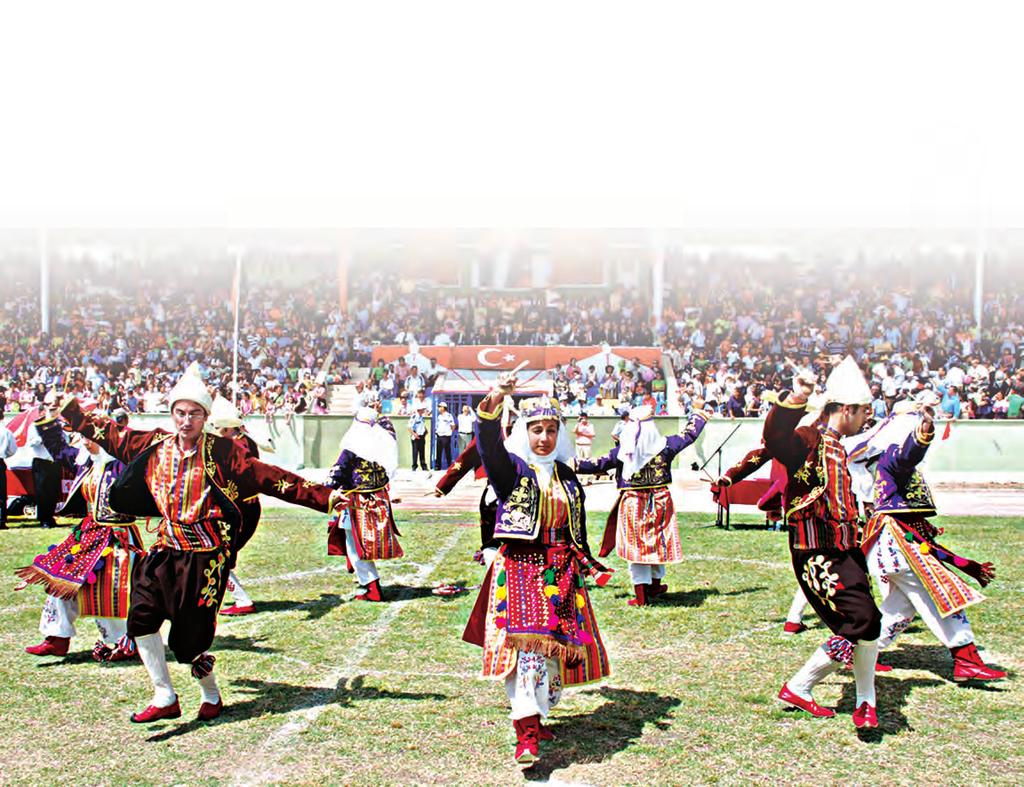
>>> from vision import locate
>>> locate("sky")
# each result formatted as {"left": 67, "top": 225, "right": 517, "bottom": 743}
{"left": 1, "top": 1, "right": 1022, "bottom": 230}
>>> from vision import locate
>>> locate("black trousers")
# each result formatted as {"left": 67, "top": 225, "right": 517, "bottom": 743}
{"left": 792, "top": 547, "right": 881, "bottom": 642}
{"left": 411, "top": 437, "right": 426, "bottom": 470}
{"left": 434, "top": 436, "right": 453, "bottom": 470}
{"left": 31, "top": 458, "right": 60, "bottom": 524}
{"left": 127, "top": 547, "right": 232, "bottom": 664}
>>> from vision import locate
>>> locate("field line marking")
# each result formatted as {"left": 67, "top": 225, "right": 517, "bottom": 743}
{"left": 230, "top": 527, "right": 465, "bottom": 786}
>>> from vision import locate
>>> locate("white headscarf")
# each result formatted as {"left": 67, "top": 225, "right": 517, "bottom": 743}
{"left": 503, "top": 401, "right": 574, "bottom": 488}
{"left": 339, "top": 407, "right": 399, "bottom": 480}
{"left": 619, "top": 405, "right": 667, "bottom": 481}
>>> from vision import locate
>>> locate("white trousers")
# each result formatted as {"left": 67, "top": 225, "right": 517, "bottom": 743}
{"left": 878, "top": 568, "right": 974, "bottom": 649}
{"left": 344, "top": 525, "right": 380, "bottom": 586}
{"left": 628, "top": 563, "right": 667, "bottom": 585}
{"left": 505, "top": 650, "right": 563, "bottom": 720}
{"left": 226, "top": 571, "right": 253, "bottom": 607}
{"left": 40, "top": 594, "right": 126, "bottom": 643}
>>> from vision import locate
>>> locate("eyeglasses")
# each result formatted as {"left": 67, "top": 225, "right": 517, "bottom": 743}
{"left": 172, "top": 411, "right": 206, "bottom": 421}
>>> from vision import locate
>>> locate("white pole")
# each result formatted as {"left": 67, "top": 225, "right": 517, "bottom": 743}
{"left": 231, "top": 249, "right": 243, "bottom": 405}
{"left": 39, "top": 229, "right": 50, "bottom": 336}
{"left": 974, "top": 228, "right": 984, "bottom": 335}
{"left": 651, "top": 229, "right": 666, "bottom": 334}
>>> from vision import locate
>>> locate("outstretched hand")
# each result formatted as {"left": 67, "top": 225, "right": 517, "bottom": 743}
{"left": 328, "top": 489, "right": 349, "bottom": 511}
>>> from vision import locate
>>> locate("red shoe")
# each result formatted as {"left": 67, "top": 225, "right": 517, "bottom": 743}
{"left": 197, "top": 699, "right": 224, "bottom": 721}
{"left": 783, "top": 621, "right": 807, "bottom": 635}
{"left": 852, "top": 701, "right": 878, "bottom": 729}
{"left": 130, "top": 697, "right": 181, "bottom": 723}
{"left": 538, "top": 722, "right": 555, "bottom": 741}
{"left": 25, "top": 636, "right": 70, "bottom": 657}
{"left": 875, "top": 661, "right": 893, "bottom": 673}
{"left": 512, "top": 716, "right": 540, "bottom": 764}
{"left": 777, "top": 684, "right": 835, "bottom": 718}
{"left": 219, "top": 604, "right": 256, "bottom": 616}
{"left": 649, "top": 579, "right": 669, "bottom": 598}
{"left": 355, "top": 579, "right": 383, "bottom": 602}
{"left": 952, "top": 642, "right": 1007, "bottom": 682}
{"left": 106, "top": 644, "right": 138, "bottom": 662}
{"left": 628, "top": 583, "right": 647, "bottom": 607}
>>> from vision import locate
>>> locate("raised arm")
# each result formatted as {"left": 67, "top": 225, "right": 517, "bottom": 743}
{"left": 59, "top": 396, "right": 156, "bottom": 464}
{"left": 33, "top": 416, "right": 80, "bottom": 470}
{"left": 763, "top": 376, "right": 815, "bottom": 473}
{"left": 575, "top": 447, "right": 619, "bottom": 476}
{"left": 475, "top": 376, "right": 521, "bottom": 499}
{"left": 889, "top": 411, "right": 935, "bottom": 476}
{"left": 665, "top": 409, "right": 711, "bottom": 457}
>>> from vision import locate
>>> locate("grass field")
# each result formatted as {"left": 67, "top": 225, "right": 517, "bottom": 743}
{"left": 0, "top": 509, "right": 1021, "bottom": 786}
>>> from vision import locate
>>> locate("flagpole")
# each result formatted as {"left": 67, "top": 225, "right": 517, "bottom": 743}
{"left": 231, "top": 249, "right": 243, "bottom": 406}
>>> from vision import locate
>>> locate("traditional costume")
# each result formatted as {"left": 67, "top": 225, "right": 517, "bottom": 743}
{"left": 59, "top": 364, "right": 339, "bottom": 723}
{"left": 717, "top": 442, "right": 811, "bottom": 633}
{"left": 17, "top": 418, "right": 144, "bottom": 661}
{"left": 764, "top": 357, "right": 882, "bottom": 729}
{"left": 434, "top": 435, "right": 500, "bottom": 566}
{"left": 209, "top": 398, "right": 261, "bottom": 616}
{"left": 327, "top": 407, "right": 402, "bottom": 602}
{"left": 463, "top": 394, "right": 611, "bottom": 764}
{"left": 575, "top": 406, "right": 709, "bottom": 606}
{"left": 848, "top": 403, "right": 1005, "bottom": 682}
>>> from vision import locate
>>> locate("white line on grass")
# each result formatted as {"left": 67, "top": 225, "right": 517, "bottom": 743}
{"left": 231, "top": 527, "right": 465, "bottom": 786}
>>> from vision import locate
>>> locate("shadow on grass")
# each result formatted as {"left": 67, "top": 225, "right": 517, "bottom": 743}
{"left": 385, "top": 582, "right": 473, "bottom": 601}
{"left": 524, "top": 686, "right": 681, "bottom": 780}
{"left": 145, "top": 674, "right": 447, "bottom": 742}
{"left": 236, "top": 593, "right": 348, "bottom": 621}
{"left": 880, "top": 642, "right": 1013, "bottom": 688}
{"left": 647, "top": 585, "right": 768, "bottom": 608}
{"left": 211, "top": 633, "right": 278, "bottom": 655}
{"left": 836, "top": 674, "right": 944, "bottom": 742}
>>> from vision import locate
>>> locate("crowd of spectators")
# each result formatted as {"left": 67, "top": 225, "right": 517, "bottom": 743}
{"left": 2, "top": 251, "right": 1023, "bottom": 421}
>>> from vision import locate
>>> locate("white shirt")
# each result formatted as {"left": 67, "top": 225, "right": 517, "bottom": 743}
{"left": 457, "top": 412, "right": 476, "bottom": 434}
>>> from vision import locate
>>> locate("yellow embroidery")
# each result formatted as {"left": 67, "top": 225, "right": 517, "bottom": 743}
{"left": 302, "top": 480, "right": 316, "bottom": 488}
{"left": 801, "top": 555, "right": 840, "bottom": 611}
{"left": 275, "top": 478, "right": 293, "bottom": 493}
{"left": 450, "top": 461, "right": 462, "bottom": 472}
{"left": 199, "top": 552, "right": 227, "bottom": 610}
{"left": 223, "top": 480, "right": 239, "bottom": 502}
{"left": 92, "top": 425, "right": 106, "bottom": 441}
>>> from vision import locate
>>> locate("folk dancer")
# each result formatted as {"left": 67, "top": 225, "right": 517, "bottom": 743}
{"left": 463, "top": 374, "right": 612, "bottom": 764}
{"left": 575, "top": 404, "right": 710, "bottom": 606}
{"left": 57, "top": 363, "right": 346, "bottom": 723}
{"left": 847, "top": 397, "right": 1006, "bottom": 682}
{"left": 764, "top": 357, "right": 882, "bottom": 729}
{"left": 17, "top": 414, "right": 144, "bottom": 662}
{"left": 327, "top": 407, "right": 402, "bottom": 602}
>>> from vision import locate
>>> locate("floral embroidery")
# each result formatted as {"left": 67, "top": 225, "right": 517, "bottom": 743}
{"left": 275, "top": 478, "right": 293, "bottom": 493}
{"left": 802, "top": 555, "right": 841, "bottom": 611}
{"left": 91, "top": 425, "right": 106, "bottom": 441}
{"left": 222, "top": 480, "right": 239, "bottom": 502}
{"left": 198, "top": 552, "right": 226, "bottom": 609}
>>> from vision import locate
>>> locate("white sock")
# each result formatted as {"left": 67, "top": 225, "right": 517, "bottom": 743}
{"left": 197, "top": 672, "right": 221, "bottom": 705}
{"left": 228, "top": 571, "right": 253, "bottom": 607}
{"left": 135, "top": 633, "right": 176, "bottom": 707}
{"left": 853, "top": 639, "right": 878, "bottom": 707}
{"left": 787, "top": 645, "right": 842, "bottom": 701}
{"left": 786, "top": 588, "right": 809, "bottom": 625}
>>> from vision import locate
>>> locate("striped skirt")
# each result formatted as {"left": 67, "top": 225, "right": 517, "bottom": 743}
{"left": 601, "top": 486, "right": 682, "bottom": 565}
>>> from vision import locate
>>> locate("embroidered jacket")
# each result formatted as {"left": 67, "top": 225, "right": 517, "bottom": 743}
{"left": 328, "top": 450, "right": 390, "bottom": 493}
{"left": 474, "top": 399, "right": 593, "bottom": 554}
{"left": 870, "top": 419, "right": 937, "bottom": 516}
{"left": 575, "top": 412, "right": 709, "bottom": 488}
{"left": 722, "top": 445, "right": 771, "bottom": 484}
{"left": 59, "top": 397, "right": 332, "bottom": 555}
{"left": 763, "top": 393, "right": 859, "bottom": 551}
{"left": 35, "top": 414, "right": 134, "bottom": 524}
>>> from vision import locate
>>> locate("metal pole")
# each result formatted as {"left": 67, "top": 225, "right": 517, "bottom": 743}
{"left": 974, "top": 227, "right": 985, "bottom": 335}
{"left": 231, "top": 249, "right": 243, "bottom": 405}
{"left": 39, "top": 229, "right": 50, "bottom": 336}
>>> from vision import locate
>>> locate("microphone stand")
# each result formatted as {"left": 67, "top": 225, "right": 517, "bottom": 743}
{"left": 691, "top": 421, "right": 742, "bottom": 529}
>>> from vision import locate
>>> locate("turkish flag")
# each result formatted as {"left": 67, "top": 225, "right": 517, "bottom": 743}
{"left": 5, "top": 407, "right": 40, "bottom": 448}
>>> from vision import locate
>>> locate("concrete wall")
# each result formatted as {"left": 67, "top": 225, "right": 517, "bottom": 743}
{"left": 123, "top": 413, "right": 1024, "bottom": 479}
